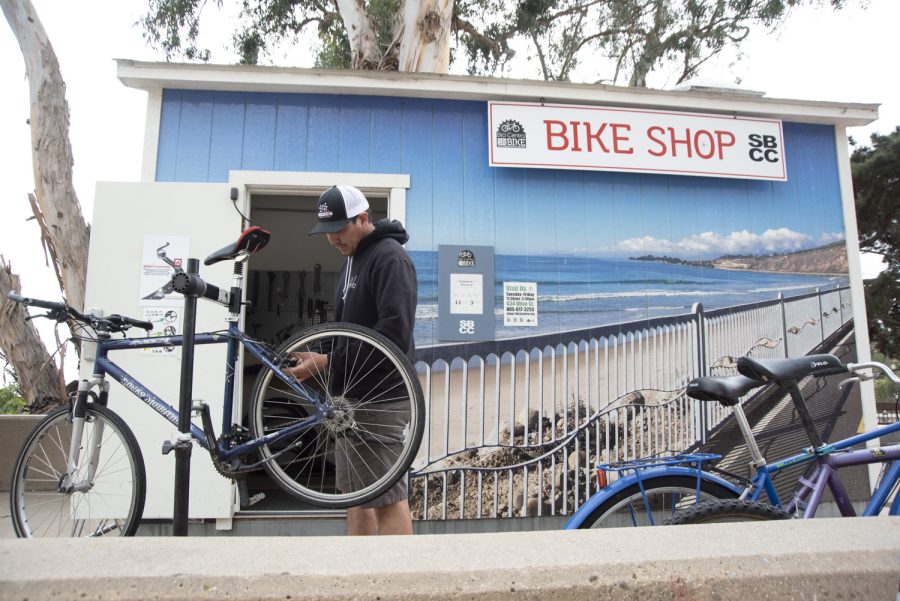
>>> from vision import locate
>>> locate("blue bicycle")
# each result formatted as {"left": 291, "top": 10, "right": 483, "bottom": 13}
{"left": 564, "top": 354, "right": 900, "bottom": 529}
{"left": 7, "top": 227, "right": 425, "bottom": 537}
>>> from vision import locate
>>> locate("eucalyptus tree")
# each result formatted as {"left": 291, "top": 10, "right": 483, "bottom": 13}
{"left": 141, "top": 0, "right": 847, "bottom": 85}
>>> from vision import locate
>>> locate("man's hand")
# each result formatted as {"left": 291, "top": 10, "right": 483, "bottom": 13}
{"left": 284, "top": 351, "right": 328, "bottom": 381}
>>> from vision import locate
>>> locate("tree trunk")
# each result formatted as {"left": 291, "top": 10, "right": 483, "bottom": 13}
{"left": 0, "top": 258, "right": 67, "bottom": 411}
{"left": 335, "top": 0, "right": 381, "bottom": 69}
{"left": 398, "top": 0, "right": 452, "bottom": 73}
{"left": 2, "top": 0, "right": 90, "bottom": 312}
{"left": 1, "top": 0, "right": 90, "bottom": 409}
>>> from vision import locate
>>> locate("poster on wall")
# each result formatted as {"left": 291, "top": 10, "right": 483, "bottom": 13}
{"left": 139, "top": 235, "right": 189, "bottom": 306}
{"left": 437, "top": 245, "right": 495, "bottom": 342}
{"left": 140, "top": 307, "right": 181, "bottom": 357}
{"left": 488, "top": 101, "right": 786, "bottom": 181}
{"left": 503, "top": 282, "right": 538, "bottom": 327}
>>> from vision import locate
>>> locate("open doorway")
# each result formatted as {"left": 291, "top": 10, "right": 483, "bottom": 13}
{"left": 238, "top": 190, "right": 388, "bottom": 512}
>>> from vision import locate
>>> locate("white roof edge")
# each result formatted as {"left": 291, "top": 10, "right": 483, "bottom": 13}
{"left": 115, "top": 59, "right": 880, "bottom": 128}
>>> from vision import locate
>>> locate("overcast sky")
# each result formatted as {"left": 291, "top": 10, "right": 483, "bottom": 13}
{"left": 1, "top": 0, "right": 896, "bottom": 378}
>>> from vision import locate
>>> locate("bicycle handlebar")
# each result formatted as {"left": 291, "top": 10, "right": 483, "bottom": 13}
{"left": 847, "top": 361, "right": 900, "bottom": 386}
{"left": 6, "top": 292, "right": 153, "bottom": 333}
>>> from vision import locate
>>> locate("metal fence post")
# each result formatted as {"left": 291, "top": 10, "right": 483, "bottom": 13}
{"left": 692, "top": 302, "right": 707, "bottom": 442}
{"left": 779, "top": 292, "right": 789, "bottom": 358}
{"left": 816, "top": 288, "right": 825, "bottom": 344}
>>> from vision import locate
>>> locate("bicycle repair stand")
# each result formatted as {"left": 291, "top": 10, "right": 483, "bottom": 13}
{"left": 161, "top": 257, "right": 200, "bottom": 537}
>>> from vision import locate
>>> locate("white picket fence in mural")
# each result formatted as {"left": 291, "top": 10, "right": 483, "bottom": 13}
{"left": 408, "top": 286, "right": 853, "bottom": 521}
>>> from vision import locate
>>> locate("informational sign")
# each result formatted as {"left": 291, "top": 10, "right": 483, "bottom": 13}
{"left": 488, "top": 101, "right": 786, "bottom": 181}
{"left": 503, "top": 282, "right": 538, "bottom": 327}
{"left": 141, "top": 307, "right": 181, "bottom": 357}
{"left": 450, "top": 273, "right": 483, "bottom": 314}
{"left": 139, "top": 235, "right": 189, "bottom": 306}
{"left": 438, "top": 245, "right": 495, "bottom": 342}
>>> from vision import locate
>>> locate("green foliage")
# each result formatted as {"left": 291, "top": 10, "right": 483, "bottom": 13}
{"left": 852, "top": 127, "right": 900, "bottom": 358}
{"left": 0, "top": 384, "right": 25, "bottom": 415}
{"left": 870, "top": 351, "right": 899, "bottom": 410}
{"left": 139, "top": 0, "right": 852, "bottom": 85}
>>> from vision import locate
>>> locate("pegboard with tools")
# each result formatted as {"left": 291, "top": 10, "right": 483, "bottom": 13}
{"left": 245, "top": 265, "right": 336, "bottom": 344}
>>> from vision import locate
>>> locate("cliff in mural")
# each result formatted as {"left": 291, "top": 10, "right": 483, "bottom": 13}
{"left": 632, "top": 242, "right": 848, "bottom": 275}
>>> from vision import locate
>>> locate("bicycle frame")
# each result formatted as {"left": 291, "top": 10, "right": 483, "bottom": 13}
{"left": 82, "top": 321, "right": 326, "bottom": 463}
{"left": 743, "top": 418, "right": 900, "bottom": 517}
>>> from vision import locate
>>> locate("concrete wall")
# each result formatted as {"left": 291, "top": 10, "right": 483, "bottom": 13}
{"left": 0, "top": 415, "right": 44, "bottom": 491}
{"left": 1, "top": 517, "right": 897, "bottom": 600}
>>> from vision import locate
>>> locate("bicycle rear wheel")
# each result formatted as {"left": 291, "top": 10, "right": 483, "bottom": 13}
{"left": 249, "top": 323, "right": 425, "bottom": 508}
{"left": 9, "top": 404, "right": 146, "bottom": 537}
{"left": 663, "top": 499, "right": 792, "bottom": 524}
{"left": 578, "top": 475, "right": 740, "bottom": 529}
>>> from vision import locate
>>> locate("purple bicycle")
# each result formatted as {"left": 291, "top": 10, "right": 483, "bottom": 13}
{"left": 664, "top": 354, "right": 900, "bottom": 524}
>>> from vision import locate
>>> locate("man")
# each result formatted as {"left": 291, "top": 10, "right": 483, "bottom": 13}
{"left": 287, "top": 184, "right": 418, "bottom": 535}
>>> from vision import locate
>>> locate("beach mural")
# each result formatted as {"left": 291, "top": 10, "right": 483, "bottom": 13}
{"left": 404, "top": 122, "right": 849, "bottom": 348}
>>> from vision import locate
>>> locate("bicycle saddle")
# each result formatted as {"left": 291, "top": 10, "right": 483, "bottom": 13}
{"left": 686, "top": 375, "right": 764, "bottom": 406}
{"left": 204, "top": 226, "right": 271, "bottom": 266}
{"left": 737, "top": 353, "right": 846, "bottom": 384}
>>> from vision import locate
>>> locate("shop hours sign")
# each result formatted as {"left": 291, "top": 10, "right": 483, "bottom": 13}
{"left": 438, "top": 245, "right": 495, "bottom": 342}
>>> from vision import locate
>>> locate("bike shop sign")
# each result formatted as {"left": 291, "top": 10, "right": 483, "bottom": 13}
{"left": 488, "top": 101, "right": 786, "bottom": 181}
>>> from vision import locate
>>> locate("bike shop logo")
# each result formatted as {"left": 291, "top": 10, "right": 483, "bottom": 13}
{"left": 496, "top": 119, "right": 526, "bottom": 149}
{"left": 317, "top": 202, "right": 333, "bottom": 219}
{"left": 457, "top": 249, "right": 476, "bottom": 267}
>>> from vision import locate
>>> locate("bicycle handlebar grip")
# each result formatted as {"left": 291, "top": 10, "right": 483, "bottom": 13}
{"left": 6, "top": 291, "right": 66, "bottom": 312}
{"left": 108, "top": 314, "right": 154, "bottom": 331}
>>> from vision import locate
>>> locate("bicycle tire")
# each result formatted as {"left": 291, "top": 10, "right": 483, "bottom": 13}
{"left": 578, "top": 475, "right": 740, "bottom": 529}
{"left": 249, "top": 322, "right": 425, "bottom": 508}
{"left": 663, "top": 499, "right": 792, "bottom": 525}
{"left": 9, "top": 404, "right": 146, "bottom": 537}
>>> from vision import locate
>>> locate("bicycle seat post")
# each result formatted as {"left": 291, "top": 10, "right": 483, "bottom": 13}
{"left": 227, "top": 258, "right": 246, "bottom": 322}
{"left": 731, "top": 403, "right": 767, "bottom": 470}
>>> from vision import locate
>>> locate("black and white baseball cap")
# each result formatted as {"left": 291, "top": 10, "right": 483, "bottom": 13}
{"left": 308, "top": 185, "right": 370, "bottom": 235}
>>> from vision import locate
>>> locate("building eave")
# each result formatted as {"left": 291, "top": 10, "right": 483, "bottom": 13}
{"left": 115, "top": 59, "right": 879, "bottom": 128}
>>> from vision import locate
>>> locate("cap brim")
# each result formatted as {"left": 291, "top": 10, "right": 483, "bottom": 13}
{"left": 308, "top": 218, "right": 352, "bottom": 235}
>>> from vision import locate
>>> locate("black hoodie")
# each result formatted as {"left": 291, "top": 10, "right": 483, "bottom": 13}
{"left": 328, "top": 219, "right": 417, "bottom": 399}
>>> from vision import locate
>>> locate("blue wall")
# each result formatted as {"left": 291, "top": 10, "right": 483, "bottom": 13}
{"left": 155, "top": 89, "right": 847, "bottom": 343}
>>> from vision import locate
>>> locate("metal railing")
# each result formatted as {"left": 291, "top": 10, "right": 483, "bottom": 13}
{"left": 409, "top": 286, "right": 852, "bottom": 521}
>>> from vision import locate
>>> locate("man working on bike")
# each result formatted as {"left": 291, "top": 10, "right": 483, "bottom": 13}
{"left": 286, "top": 184, "right": 418, "bottom": 536}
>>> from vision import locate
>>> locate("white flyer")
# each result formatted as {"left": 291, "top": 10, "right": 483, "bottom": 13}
{"left": 141, "top": 307, "right": 181, "bottom": 356}
{"left": 450, "top": 273, "right": 483, "bottom": 315}
{"left": 139, "top": 235, "right": 190, "bottom": 306}
{"left": 503, "top": 281, "right": 538, "bottom": 326}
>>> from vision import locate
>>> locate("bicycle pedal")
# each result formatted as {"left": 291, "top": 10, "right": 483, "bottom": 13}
{"left": 246, "top": 493, "right": 266, "bottom": 507}
{"left": 191, "top": 399, "right": 208, "bottom": 415}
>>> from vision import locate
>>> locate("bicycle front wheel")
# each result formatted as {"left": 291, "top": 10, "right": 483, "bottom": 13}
{"left": 663, "top": 499, "right": 792, "bottom": 525}
{"left": 249, "top": 323, "right": 425, "bottom": 508}
{"left": 9, "top": 404, "right": 146, "bottom": 537}
{"left": 578, "top": 475, "right": 739, "bottom": 529}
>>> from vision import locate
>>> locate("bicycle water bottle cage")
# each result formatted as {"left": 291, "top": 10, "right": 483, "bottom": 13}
{"left": 204, "top": 226, "right": 272, "bottom": 266}
{"left": 737, "top": 354, "right": 847, "bottom": 385}
{"left": 686, "top": 375, "right": 764, "bottom": 406}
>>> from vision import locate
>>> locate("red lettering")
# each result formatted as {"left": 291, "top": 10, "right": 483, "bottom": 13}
{"left": 647, "top": 126, "right": 667, "bottom": 157}
{"left": 611, "top": 123, "right": 633, "bottom": 154}
{"left": 545, "top": 120, "right": 569, "bottom": 150}
{"left": 669, "top": 128, "right": 692, "bottom": 158}
{"left": 716, "top": 130, "right": 736, "bottom": 159}
{"left": 569, "top": 121, "right": 583, "bottom": 152}
{"left": 694, "top": 129, "right": 715, "bottom": 159}
{"left": 584, "top": 122, "right": 609, "bottom": 153}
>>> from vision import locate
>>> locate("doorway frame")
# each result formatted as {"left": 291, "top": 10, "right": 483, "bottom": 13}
{"left": 228, "top": 170, "right": 410, "bottom": 224}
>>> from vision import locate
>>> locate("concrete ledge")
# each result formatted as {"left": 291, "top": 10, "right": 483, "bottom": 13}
{"left": 1, "top": 517, "right": 898, "bottom": 600}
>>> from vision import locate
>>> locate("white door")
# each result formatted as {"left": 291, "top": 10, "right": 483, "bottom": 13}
{"left": 83, "top": 182, "right": 242, "bottom": 521}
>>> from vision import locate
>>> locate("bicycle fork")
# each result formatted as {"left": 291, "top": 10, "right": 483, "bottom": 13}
{"left": 62, "top": 379, "right": 111, "bottom": 494}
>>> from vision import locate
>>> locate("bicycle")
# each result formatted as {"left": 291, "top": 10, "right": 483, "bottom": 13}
{"left": 6, "top": 226, "right": 425, "bottom": 538}
{"left": 563, "top": 354, "right": 900, "bottom": 529}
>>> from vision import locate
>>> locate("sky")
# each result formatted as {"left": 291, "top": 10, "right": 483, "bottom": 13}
{"left": 0, "top": 0, "right": 897, "bottom": 378}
